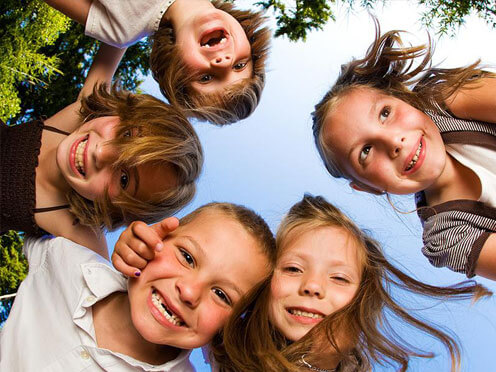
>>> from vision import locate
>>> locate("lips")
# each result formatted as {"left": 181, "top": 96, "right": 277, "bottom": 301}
{"left": 70, "top": 135, "right": 88, "bottom": 178}
{"left": 403, "top": 136, "right": 425, "bottom": 174}
{"left": 149, "top": 288, "right": 186, "bottom": 328}
{"left": 286, "top": 307, "right": 325, "bottom": 324}
{"left": 199, "top": 28, "right": 229, "bottom": 50}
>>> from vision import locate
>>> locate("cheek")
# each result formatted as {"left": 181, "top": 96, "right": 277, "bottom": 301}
{"left": 197, "top": 304, "right": 230, "bottom": 338}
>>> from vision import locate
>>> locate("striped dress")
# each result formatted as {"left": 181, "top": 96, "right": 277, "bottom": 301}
{"left": 416, "top": 106, "right": 496, "bottom": 278}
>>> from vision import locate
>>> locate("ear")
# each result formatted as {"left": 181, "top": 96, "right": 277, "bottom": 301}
{"left": 349, "top": 181, "right": 384, "bottom": 196}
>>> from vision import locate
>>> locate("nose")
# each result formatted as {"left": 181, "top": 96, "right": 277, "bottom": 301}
{"left": 210, "top": 54, "right": 232, "bottom": 68}
{"left": 176, "top": 276, "right": 202, "bottom": 308}
{"left": 380, "top": 132, "right": 405, "bottom": 158}
{"left": 94, "top": 143, "right": 119, "bottom": 170}
{"left": 299, "top": 273, "right": 326, "bottom": 299}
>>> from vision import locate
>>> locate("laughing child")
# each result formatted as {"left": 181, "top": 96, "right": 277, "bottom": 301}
{"left": 312, "top": 23, "right": 496, "bottom": 280}
{"left": 44, "top": 0, "right": 271, "bottom": 124}
{"left": 0, "top": 202, "right": 276, "bottom": 370}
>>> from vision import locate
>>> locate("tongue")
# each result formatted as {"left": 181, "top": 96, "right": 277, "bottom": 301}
{"left": 201, "top": 30, "right": 224, "bottom": 46}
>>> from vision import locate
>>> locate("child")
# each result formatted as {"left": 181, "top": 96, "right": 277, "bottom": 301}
{"left": 0, "top": 83, "right": 203, "bottom": 258}
{"left": 44, "top": 0, "right": 271, "bottom": 124}
{"left": 312, "top": 24, "right": 496, "bottom": 280}
{"left": 0, "top": 202, "right": 276, "bottom": 371}
{"left": 210, "top": 195, "right": 490, "bottom": 371}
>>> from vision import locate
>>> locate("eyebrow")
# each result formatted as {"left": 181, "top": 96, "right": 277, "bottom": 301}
{"left": 181, "top": 235, "right": 244, "bottom": 298}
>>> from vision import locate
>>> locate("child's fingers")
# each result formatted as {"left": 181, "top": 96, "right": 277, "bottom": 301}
{"left": 111, "top": 250, "right": 142, "bottom": 278}
{"left": 150, "top": 217, "right": 180, "bottom": 245}
{"left": 130, "top": 221, "right": 165, "bottom": 252}
{"left": 113, "top": 240, "right": 150, "bottom": 269}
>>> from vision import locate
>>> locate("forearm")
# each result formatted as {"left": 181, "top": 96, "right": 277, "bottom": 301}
{"left": 43, "top": 0, "right": 93, "bottom": 25}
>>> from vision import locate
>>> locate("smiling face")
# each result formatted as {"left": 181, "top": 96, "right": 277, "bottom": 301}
{"left": 269, "top": 225, "right": 361, "bottom": 342}
{"left": 127, "top": 210, "right": 270, "bottom": 349}
{"left": 175, "top": 7, "right": 253, "bottom": 95}
{"left": 322, "top": 87, "right": 447, "bottom": 195}
{"left": 56, "top": 116, "right": 177, "bottom": 202}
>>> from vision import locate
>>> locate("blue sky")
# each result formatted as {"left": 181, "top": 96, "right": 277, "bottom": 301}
{"left": 106, "top": 2, "right": 496, "bottom": 370}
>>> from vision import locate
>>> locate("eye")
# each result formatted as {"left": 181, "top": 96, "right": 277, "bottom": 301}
{"left": 179, "top": 248, "right": 195, "bottom": 268}
{"left": 120, "top": 170, "right": 129, "bottom": 189}
{"left": 283, "top": 266, "right": 302, "bottom": 274}
{"left": 212, "top": 288, "right": 232, "bottom": 306}
{"left": 380, "top": 106, "right": 391, "bottom": 122}
{"left": 199, "top": 74, "right": 213, "bottom": 83}
{"left": 331, "top": 276, "right": 350, "bottom": 284}
{"left": 233, "top": 61, "right": 247, "bottom": 71}
{"left": 359, "top": 145, "right": 371, "bottom": 164}
{"left": 123, "top": 130, "right": 131, "bottom": 138}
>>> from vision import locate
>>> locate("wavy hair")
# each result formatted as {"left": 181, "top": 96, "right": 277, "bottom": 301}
{"left": 150, "top": 0, "right": 271, "bottom": 125}
{"left": 312, "top": 20, "right": 492, "bottom": 179}
{"left": 67, "top": 84, "right": 203, "bottom": 230}
{"left": 213, "top": 195, "right": 491, "bottom": 372}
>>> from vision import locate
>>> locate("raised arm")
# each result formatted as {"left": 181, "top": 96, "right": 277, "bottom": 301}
{"left": 475, "top": 233, "right": 496, "bottom": 280}
{"left": 445, "top": 76, "right": 496, "bottom": 123}
{"left": 43, "top": 0, "right": 93, "bottom": 25}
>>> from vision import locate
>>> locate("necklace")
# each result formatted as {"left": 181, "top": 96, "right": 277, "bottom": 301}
{"left": 300, "top": 354, "right": 337, "bottom": 372}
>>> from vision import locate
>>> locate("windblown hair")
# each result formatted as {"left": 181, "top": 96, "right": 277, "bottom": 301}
{"left": 150, "top": 0, "right": 271, "bottom": 125}
{"left": 67, "top": 84, "right": 203, "bottom": 230}
{"left": 312, "top": 20, "right": 493, "bottom": 179}
{"left": 180, "top": 202, "right": 276, "bottom": 264}
{"left": 212, "top": 194, "right": 491, "bottom": 372}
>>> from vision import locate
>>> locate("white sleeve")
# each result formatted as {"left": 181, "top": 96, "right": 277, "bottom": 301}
{"left": 85, "top": 0, "right": 175, "bottom": 47}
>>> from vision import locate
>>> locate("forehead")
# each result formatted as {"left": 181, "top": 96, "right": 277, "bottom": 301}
{"left": 280, "top": 225, "right": 362, "bottom": 268}
{"left": 134, "top": 162, "right": 177, "bottom": 201}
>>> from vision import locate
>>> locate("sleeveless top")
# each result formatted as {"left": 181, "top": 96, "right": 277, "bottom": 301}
{"left": 415, "top": 106, "right": 496, "bottom": 277}
{"left": 1, "top": 120, "right": 69, "bottom": 236}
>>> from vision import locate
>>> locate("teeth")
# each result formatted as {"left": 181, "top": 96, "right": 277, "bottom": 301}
{"left": 151, "top": 290, "right": 185, "bottom": 326}
{"left": 205, "top": 44, "right": 210, "bottom": 48}
{"left": 406, "top": 141, "right": 422, "bottom": 171}
{"left": 75, "top": 139, "right": 87, "bottom": 176}
{"left": 220, "top": 37, "right": 226, "bottom": 44}
{"left": 289, "top": 309, "right": 324, "bottom": 319}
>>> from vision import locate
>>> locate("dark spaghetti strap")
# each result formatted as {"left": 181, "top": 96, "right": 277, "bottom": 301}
{"left": 33, "top": 205, "right": 70, "bottom": 213}
{"left": 42, "top": 125, "right": 70, "bottom": 136}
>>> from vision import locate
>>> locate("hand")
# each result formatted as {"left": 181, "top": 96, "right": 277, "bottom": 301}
{"left": 112, "top": 217, "right": 179, "bottom": 277}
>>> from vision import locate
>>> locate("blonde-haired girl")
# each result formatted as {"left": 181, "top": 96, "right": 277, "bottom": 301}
{"left": 312, "top": 23, "right": 496, "bottom": 280}
{"left": 211, "top": 195, "right": 490, "bottom": 372}
{"left": 1, "top": 83, "right": 202, "bottom": 258}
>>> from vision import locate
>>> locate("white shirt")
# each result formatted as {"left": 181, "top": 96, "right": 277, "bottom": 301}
{"left": 0, "top": 236, "right": 194, "bottom": 372}
{"left": 85, "top": 0, "right": 177, "bottom": 47}
{"left": 446, "top": 143, "right": 496, "bottom": 207}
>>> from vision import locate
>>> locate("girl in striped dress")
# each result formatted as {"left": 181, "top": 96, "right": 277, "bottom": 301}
{"left": 312, "top": 23, "right": 496, "bottom": 280}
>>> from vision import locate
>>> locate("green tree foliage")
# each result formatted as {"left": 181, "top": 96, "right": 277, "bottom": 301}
{"left": 0, "top": 0, "right": 70, "bottom": 122}
{"left": 255, "top": 0, "right": 496, "bottom": 41}
{"left": 0, "top": 231, "right": 27, "bottom": 324}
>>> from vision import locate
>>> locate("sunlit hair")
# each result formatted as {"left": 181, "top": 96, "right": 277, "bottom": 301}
{"left": 67, "top": 84, "right": 203, "bottom": 231}
{"left": 213, "top": 194, "right": 491, "bottom": 372}
{"left": 180, "top": 202, "right": 276, "bottom": 264}
{"left": 312, "top": 19, "right": 493, "bottom": 180}
{"left": 150, "top": 0, "right": 271, "bottom": 125}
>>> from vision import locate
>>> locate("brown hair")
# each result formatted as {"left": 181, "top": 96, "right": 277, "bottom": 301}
{"left": 150, "top": 0, "right": 271, "bottom": 125}
{"left": 213, "top": 194, "right": 491, "bottom": 372}
{"left": 67, "top": 84, "right": 203, "bottom": 230}
{"left": 312, "top": 20, "right": 493, "bottom": 179}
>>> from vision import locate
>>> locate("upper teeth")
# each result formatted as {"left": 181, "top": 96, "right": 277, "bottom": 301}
{"left": 289, "top": 309, "right": 324, "bottom": 319}
{"left": 203, "top": 36, "right": 227, "bottom": 48}
{"left": 151, "top": 290, "right": 184, "bottom": 326}
{"left": 75, "top": 139, "right": 87, "bottom": 176}
{"left": 406, "top": 141, "right": 422, "bottom": 171}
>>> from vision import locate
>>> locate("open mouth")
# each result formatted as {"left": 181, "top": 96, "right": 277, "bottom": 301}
{"left": 405, "top": 139, "right": 423, "bottom": 172}
{"left": 151, "top": 289, "right": 185, "bottom": 327}
{"left": 73, "top": 135, "right": 88, "bottom": 177}
{"left": 287, "top": 308, "right": 324, "bottom": 320}
{"left": 200, "top": 29, "right": 228, "bottom": 48}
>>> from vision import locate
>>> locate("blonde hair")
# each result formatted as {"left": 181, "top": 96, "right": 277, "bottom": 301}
{"left": 67, "top": 84, "right": 203, "bottom": 230}
{"left": 312, "top": 20, "right": 493, "bottom": 180}
{"left": 214, "top": 195, "right": 491, "bottom": 372}
{"left": 150, "top": 0, "right": 271, "bottom": 125}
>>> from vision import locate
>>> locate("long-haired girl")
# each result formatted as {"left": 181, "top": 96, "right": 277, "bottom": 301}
{"left": 312, "top": 22, "right": 496, "bottom": 280}
{"left": 212, "top": 195, "right": 490, "bottom": 371}
{"left": 1, "top": 83, "right": 203, "bottom": 258}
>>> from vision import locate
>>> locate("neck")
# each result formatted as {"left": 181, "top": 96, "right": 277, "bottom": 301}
{"left": 93, "top": 292, "right": 181, "bottom": 365}
{"left": 164, "top": 0, "right": 214, "bottom": 28}
{"left": 424, "top": 152, "right": 481, "bottom": 206}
